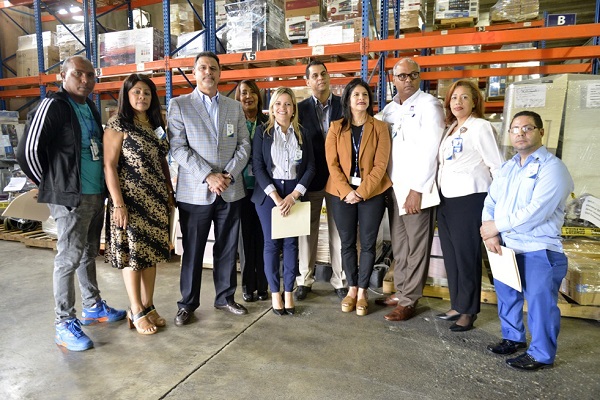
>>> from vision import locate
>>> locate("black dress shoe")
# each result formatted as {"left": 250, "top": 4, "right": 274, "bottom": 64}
{"left": 506, "top": 353, "right": 552, "bottom": 371}
{"left": 487, "top": 339, "right": 528, "bottom": 355}
{"left": 214, "top": 301, "right": 248, "bottom": 315}
{"left": 242, "top": 292, "right": 255, "bottom": 302}
{"left": 257, "top": 291, "right": 268, "bottom": 301}
{"left": 295, "top": 286, "right": 311, "bottom": 301}
{"left": 272, "top": 308, "right": 285, "bottom": 316}
{"left": 449, "top": 314, "right": 477, "bottom": 332}
{"left": 334, "top": 288, "right": 348, "bottom": 299}
{"left": 285, "top": 307, "right": 296, "bottom": 315}
{"left": 174, "top": 308, "right": 191, "bottom": 326}
{"left": 435, "top": 312, "right": 460, "bottom": 321}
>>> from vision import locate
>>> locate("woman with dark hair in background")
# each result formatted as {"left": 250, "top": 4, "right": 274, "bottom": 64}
{"left": 235, "top": 80, "right": 269, "bottom": 303}
{"left": 252, "top": 87, "right": 315, "bottom": 316}
{"left": 104, "top": 73, "right": 174, "bottom": 334}
{"left": 325, "top": 78, "right": 392, "bottom": 316}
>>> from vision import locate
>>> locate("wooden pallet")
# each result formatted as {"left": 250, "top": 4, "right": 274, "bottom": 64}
{"left": 20, "top": 230, "right": 58, "bottom": 250}
{"left": 434, "top": 17, "right": 477, "bottom": 30}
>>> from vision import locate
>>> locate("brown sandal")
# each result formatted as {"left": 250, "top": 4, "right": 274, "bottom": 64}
{"left": 127, "top": 309, "right": 157, "bottom": 335}
{"left": 144, "top": 305, "right": 166, "bottom": 327}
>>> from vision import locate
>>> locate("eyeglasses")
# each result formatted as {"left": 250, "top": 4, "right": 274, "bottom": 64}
{"left": 508, "top": 125, "right": 539, "bottom": 135}
{"left": 394, "top": 71, "right": 420, "bottom": 81}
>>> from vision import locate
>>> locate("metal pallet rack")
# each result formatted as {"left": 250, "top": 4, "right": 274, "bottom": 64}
{"left": 1, "top": 0, "right": 600, "bottom": 113}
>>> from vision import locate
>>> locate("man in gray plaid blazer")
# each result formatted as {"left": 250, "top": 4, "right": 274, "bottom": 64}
{"left": 168, "top": 52, "right": 251, "bottom": 326}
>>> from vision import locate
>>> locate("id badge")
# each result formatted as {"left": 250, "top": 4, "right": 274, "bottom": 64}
{"left": 350, "top": 176, "right": 361, "bottom": 186}
{"left": 90, "top": 138, "right": 100, "bottom": 161}
{"left": 155, "top": 126, "right": 166, "bottom": 140}
{"left": 444, "top": 145, "right": 454, "bottom": 160}
{"left": 527, "top": 162, "right": 540, "bottom": 178}
{"left": 452, "top": 137, "right": 463, "bottom": 154}
{"left": 226, "top": 123, "right": 235, "bottom": 137}
{"left": 294, "top": 149, "right": 302, "bottom": 161}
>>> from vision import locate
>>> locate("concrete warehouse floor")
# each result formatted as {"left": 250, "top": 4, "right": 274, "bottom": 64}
{"left": 0, "top": 239, "right": 598, "bottom": 400}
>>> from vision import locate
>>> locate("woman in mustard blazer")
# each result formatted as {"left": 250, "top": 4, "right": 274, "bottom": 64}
{"left": 325, "top": 78, "right": 392, "bottom": 316}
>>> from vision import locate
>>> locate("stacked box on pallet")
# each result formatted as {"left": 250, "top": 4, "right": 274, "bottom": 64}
{"left": 226, "top": 0, "right": 292, "bottom": 52}
{"left": 561, "top": 238, "right": 600, "bottom": 306}
{"left": 176, "top": 30, "right": 227, "bottom": 58}
{"left": 327, "top": 0, "right": 360, "bottom": 21}
{"left": 170, "top": 1, "right": 203, "bottom": 37}
{"left": 286, "top": 0, "right": 327, "bottom": 41}
{"left": 56, "top": 24, "right": 86, "bottom": 62}
{"left": 434, "top": 0, "right": 479, "bottom": 21}
{"left": 16, "top": 32, "right": 60, "bottom": 77}
{"left": 490, "top": 0, "right": 539, "bottom": 23}
{"left": 377, "top": 0, "right": 426, "bottom": 34}
{"left": 98, "top": 28, "right": 165, "bottom": 68}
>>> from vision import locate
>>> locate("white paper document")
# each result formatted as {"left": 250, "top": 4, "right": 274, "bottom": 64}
{"left": 394, "top": 182, "right": 440, "bottom": 216}
{"left": 271, "top": 201, "right": 311, "bottom": 239}
{"left": 580, "top": 195, "right": 600, "bottom": 228}
{"left": 3, "top": 177, "right": 26, "bottom": 192}
{"left": 485, "top": 245, "right": 522, "bottom": 292}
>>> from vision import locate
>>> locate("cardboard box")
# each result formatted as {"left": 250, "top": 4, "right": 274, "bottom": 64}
{"left": 286, "top": 0, "right": 326, "bottom": 19}
{"left": 434, "top": 0, "right": 479, "bottom": 20}
{"left": 490, "top": 0, "right": 539, "bottom": 22}
{"left": 16, "top": 46, "right": 60, "bottom": 76}
{"left": 171, "top": 1, "right": 203, "bottom": 36}
{"left": 560, "top": 261, "right": 600, "bottom": 306}
{"left": 328, "top": 0, "right": 361, "bottom": 21}
{"left": 98, "top": 28, "right": 164, "bottom": 68}
{"left": 286, "top": 14, "right": 323, "bottom": 40}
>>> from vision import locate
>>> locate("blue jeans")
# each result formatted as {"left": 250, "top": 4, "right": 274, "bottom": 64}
{"left": 49, "top": 194, "right": 104, "bottom": 324}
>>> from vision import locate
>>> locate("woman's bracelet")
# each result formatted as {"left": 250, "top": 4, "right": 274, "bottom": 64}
{"left": 113, "top": 205, "right": 126, "bottom": 209}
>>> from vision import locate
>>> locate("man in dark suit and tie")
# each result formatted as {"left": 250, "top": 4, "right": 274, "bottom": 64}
{"left": 296, "top": 61, "right": 348, "bottom": 300}
{"left": 168, "top": 52, "right": 251, "bottom": 325}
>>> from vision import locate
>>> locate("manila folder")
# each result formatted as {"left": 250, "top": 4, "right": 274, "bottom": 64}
{"left": 485, "top": 245, "right": 522, "bottom": 292}
{"left": 271, "top": 201, "right": 311, "bottom": 239}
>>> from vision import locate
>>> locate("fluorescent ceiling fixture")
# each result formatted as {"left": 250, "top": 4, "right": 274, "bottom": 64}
{"left": 72, "top": 16, "right": 85, "bottom": 22}
{"left": 69, "top": 6, "right": 82, "bottom": 13}
{"left": 58, "top": 9, "right": 68, "bottom": 15}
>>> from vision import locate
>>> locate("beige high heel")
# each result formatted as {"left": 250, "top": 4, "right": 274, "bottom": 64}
{"left": 356, "top": 298, "right": 369, "bottom": 316}
{"left": 341, "top": 296, "right": 357, "bottom": 312}
{"left": 127, "top": 309, "right": 157, "bottom": 335}
{"left": 144, "top": 305, "right": 166, "bottom": 327}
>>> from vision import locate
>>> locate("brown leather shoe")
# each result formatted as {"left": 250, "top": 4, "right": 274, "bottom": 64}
{"left": 384, "top": 304, "right": 416, "bottom": 321}
{"left": 374, "top": 295, "right": 400, "bottom": 307}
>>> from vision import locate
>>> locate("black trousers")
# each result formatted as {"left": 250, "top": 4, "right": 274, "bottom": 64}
{"left": 240, "top": 191, "right": 267, "bottom": 295}
{"left": 436, "top": 192, "right": 487, "bottom": 314}
{"left": 177, "top": 197, "right": 241, "bottom": 310}
{"left": 328, "top": 192, "right": 386, "bottom": 289}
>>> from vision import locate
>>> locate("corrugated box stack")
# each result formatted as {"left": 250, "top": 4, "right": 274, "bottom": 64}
{"left": 98, "top": 27, "right": 165, "bottom": 68}
{"left": 226, "top": 0, "right": 291, "bottom": 52}
{"left": 56, "top": 24, "right": 86, "bottom": 62}
{"left": 286, "top": 0, "right": 327, "bottom": 41}
{"left": 170, "top": 0, "right": 203, "bottom": 37}
{"left": 562, "top": 239, "right": 600, "bottom": 306}
{"left": 376, "top": 0, "right": 426, "bottom": 34}
{"left": 16, "top": 32, "right": 60, "bottom": 77}
{"left": 490, "top": 0, "right": 539, "bottom": 23}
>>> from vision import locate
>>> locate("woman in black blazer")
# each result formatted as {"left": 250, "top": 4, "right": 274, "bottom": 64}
{"left": 252, "top": 87, "right": 316, "bottom": 315}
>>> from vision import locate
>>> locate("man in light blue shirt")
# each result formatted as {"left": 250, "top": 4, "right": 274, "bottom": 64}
{"left": 480, "top": 110, "right": 574, "bottom": 371}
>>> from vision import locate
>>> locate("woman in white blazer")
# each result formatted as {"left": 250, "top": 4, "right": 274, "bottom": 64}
{"left": 436, "top": 80, "right": 504, "bottom": 331}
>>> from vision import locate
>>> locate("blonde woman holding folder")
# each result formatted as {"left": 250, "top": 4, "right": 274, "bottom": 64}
{"left": 252, "top": 87, "right": 315, "bottom": 316}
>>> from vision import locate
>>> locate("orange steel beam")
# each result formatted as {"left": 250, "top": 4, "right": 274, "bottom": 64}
{"left": 369, "top": 23, "right": 600, "bottom": 52}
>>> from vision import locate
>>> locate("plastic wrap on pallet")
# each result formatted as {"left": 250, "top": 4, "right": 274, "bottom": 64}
{"left": 98, "top": 28, "right": 166, "bottom": 68}
{"left": 42, "top": 216, "right": 58, "bottom": 239}
{"left": 490, "top": 0, "right": 539, "bottom": 23}
{"left": 56, "top": 24, "right": 86, "bottom": 61}
{"left": 560, "top": 250, "right": 600, "bottom": 306}
{"left": 559, "top": 76, "right": 600, "bottom": 198}
{"left": 176, "top": 30, "right": 227, "bottom": 57}
{"left": 225, "top": 0, "right": 291, "bottom": 53}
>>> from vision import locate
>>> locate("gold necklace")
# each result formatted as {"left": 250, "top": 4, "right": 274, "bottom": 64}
{"left": 135, "top": 115, "right": 150, "bottom": 123}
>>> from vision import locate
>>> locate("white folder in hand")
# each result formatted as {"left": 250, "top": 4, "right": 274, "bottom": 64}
{"left": 393, "top": 182, "right": 440, "bottom": 216}
{"left": 485, "top": 245, "right": 522, "bottom": 292}
{"left": 271, "top": 201, "right": 311, "bottom": 239}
